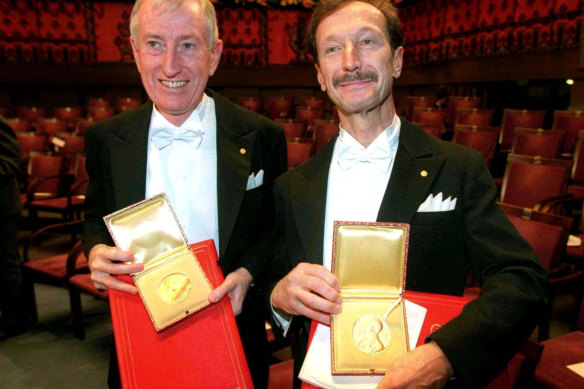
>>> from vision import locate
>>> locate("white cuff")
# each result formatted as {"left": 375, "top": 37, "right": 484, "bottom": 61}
{"left": 270, "top": 289, "right": 293, "bottom": 337}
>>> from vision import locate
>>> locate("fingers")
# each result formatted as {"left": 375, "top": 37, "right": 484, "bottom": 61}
{"left": 208, "top": 268, "right": 253, "bottom": 316}
{"left": 208, "top": 278, "right": 234, "bottom": 303}
{"left": 272, "top": 263, "right": 342, "bottom": 324}
{"left": 88, "top": 244, "right": 142, "bottom": 294}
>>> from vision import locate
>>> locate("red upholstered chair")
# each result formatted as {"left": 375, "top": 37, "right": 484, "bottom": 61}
{"left": 453, "top": 126, "right": 499, "bottom": 167}
{"left": 276, "top": 119, "right": 306, "bottom": 138}
{"left": 413, "top": 122, "right": 443, "bottom": 138}
{"left": 74, "top": 117, "right": 94, "bottom": 135}
{"left": 567, "top": 131, "right": 584, "bottom": 200}
{"left": 38, "top": 118, "right": 67, "bottom": 139}
{"left": 21, "top": 220, "right": 86, "bottom": 323}
{"left": 312, "top": 119, "right": 339, "bottom": 152}
{"left": 500, "top": 154, "right": 572, "bottom": 211}
{"left": 115, "top": 96, "right": 142, "bottom": 113}
{"left": 28, "top": 155, "right": 88, "bottom": 221}
{"left": 455, "top": 108, "right": 495, "bottom": 127}
{"left": 16, "top": 133, "right": 47, "bottom": 169}
{"left": 66, "top": 241, "right": 108, "bottom": 339}
{"left": 21, "top": 154, "right": 69, "bottom": 211}
{"left": 268, "top": 97, "right": 293, "bottom": 120}
{"left": 298, "top": 96, "right": 325, "bottom": 109}
{"left": 511, "top": 128, "right": 566, "bottom": 159}
{"left": 412, "top": 107, "right": 446, "bottom": 126}
{"left": 236, "top": 96, "right": 262, "bottom": 113}
{"left": 286, "top": 138, "right": 315, "bottom": 169}
{"left": 52, "top": 133, "right": 86, "bottom": 159}
{"left": 88, "top": 106, "right": 115, "bottom": 121}
{"left": 295, "top": 106, "right": 324, "bottom": 133}
{"left": 406, "top": 96, "right": 436, "bottom": 121}
{"left": 87, "top": 97, "right": 111, "bottom": 109}
{"left": 446, "top": 96, "right": 482, "bottom": 128}
{"left": 5, "top": 117, "right": 30, "bottom": 133}
{"left": 17, "top": 106, "right": 47, "bottom": 130}
{"left": 500, "top": 109, "right": 546, "bottom": 153}
{"left": 53, "top": 107, "right": 82, "bottom": 131}
{"left": 536, "top": 330, "right": 584, "bottom": 388}
{"left": 552, "top": 110, "right": 584, "bottom": 155}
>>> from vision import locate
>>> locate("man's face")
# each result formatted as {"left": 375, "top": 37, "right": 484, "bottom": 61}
{"left": 314, "top": 1, "right": 403, "bottom": 115}
{"left": 130, "top": 0, "right": 223, "bottom": 126}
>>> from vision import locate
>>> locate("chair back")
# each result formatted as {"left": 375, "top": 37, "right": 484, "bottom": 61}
{"left": 412, "top": 107, "right": 446, "bottom": 125}
{"left": 552, "top": 110, "right": 584, "bottom": 155}
{"left": 511, "top": 128, "right": 565, "bottom": 159}
{"left": 276, "top": 119, "right": 306, "bottom": 138}
{"left": 17, "top": 106, "right": 47, "bottom": 129}
{"left": 500, "top": 154, "right": 572, "bottom": 210}
{"left": 54, "top": 133, "right": 85, "bottom": 156}
{"left": 53, "top": 107, "right": 82, "bottom": 130}
{"left": 287, "top": 138, "right": 316, "bottom": 169}
{"left": 500, "top": 109, "right": 546, "bottom": 152}
{"left": 312, "top": 119, "right": 339, "bottom": 152}
{"left": 295, "top": 106, "right": 324, "bottom": 131}
{"left": 38, "top": 118, "right": 67, "bottom": 138}
{"left": 446, "top": 96, "right": 481, "bottom": 128}
{"left": 88, "top": 106, "right": 115, "bottom": 121}
{"left": 17, "top": 133, "right": 47, "bottom": 166}
{"left": 236, "top": 96, "right": 262, "bottom": 113}
{"left": 116, "top": 97, "right": 142, "bottom": 113}
{"left": 74, "top": 117, "right": 94, "bottom": 135}
{"left": 571, "top": 130, "right": 584, "bottom": 185}
{"left": 453, "top": 127, "right": 499, "bottom": 166}
{"left": 499, "top": 202, "right": 572, "bottom": 271}
{"left": 298, "top": 96, "right": 325, "bottom": 109}
{"left": 5, "top": 117, "right": 30, "bottom": 132}
{"left": 87, "top": 97, "right": 111, "bottom": 109}
{"left": 26, "top": 154, "right": 66, "bottom": 196}
{"left": 268, "top": 97, "right": 293, "bottom": 120}
{"left": 455, "top": 108, "right": 494, "bottom": 127}
{"left": 406, "top": 96, "right": 436, "bottom": 121}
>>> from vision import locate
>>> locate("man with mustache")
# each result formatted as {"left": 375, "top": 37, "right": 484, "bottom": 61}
{"left": 82, "top": 0, "right": 286, "bottom": 387}
{"left": 265, "top": 0, "right": 547, "bottom": 388}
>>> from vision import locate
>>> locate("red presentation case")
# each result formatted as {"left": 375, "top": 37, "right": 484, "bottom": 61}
{"left": 109, "top": 239, "right": 253, "bottom": 389}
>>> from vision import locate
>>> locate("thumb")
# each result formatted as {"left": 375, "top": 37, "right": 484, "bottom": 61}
{"left": 208, "top": 279, "right": 233, "bottom": 303}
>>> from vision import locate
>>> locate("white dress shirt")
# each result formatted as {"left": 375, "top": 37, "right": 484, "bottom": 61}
{"left": 273, "top": 115, "right": 401, "bottom": 333}
{"left": 146, "top": 93, "right": 219, "bottom": 251}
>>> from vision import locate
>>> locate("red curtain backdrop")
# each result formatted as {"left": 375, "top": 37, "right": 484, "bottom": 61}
{"left": 0, "top": 0, "right": 581, "bottom": 66}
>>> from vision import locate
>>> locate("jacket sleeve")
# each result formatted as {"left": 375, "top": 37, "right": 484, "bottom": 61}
{"left": 427, "top": 151, "right": 548, "bottom": 388}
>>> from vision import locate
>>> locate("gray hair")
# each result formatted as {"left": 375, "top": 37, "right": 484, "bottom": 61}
{"left": 130, "top": 0, "right": 219, "bottom": 48}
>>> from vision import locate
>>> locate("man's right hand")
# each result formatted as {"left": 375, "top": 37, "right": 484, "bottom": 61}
{"left": 271, "top": 263, "right": 342, "bottom": 325}
{"left": 88, "top": 245, "right": 143, "bottom": 294}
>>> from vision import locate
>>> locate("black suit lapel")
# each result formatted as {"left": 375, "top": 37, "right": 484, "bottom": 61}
{"left": 377, "top": 120, "right": 445, "bottom": 223}
{"left": 212, "top": 91, "right": 256, "bottom": 259}
{"left": 108, "top": 103, "right": 152, "bottom": 209}
{"left": 291, "top": 137, "right": 336, "bottom": 264}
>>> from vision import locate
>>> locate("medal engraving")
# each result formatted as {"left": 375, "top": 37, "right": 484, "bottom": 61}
{"left": 158, "top": 273, "right": 192, "bottom": 304}
{"left": 352, "top": 315, "right": 391, "bottom": 354}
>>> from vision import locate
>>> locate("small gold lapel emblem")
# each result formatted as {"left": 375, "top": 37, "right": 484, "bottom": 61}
{"left": 420, "top": 170, "right": 428, "bottom": 177}
{"left": 240, "top": 148, "right": 247, "bottom": 155}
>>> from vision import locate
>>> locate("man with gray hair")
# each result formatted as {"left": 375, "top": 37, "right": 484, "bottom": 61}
{"left": 82, "top": 0, "right": 286, "bottom": 387}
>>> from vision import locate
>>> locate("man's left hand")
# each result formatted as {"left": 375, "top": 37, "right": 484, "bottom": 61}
{"left": 376, "top": 341, "right": 453, "bottom": 389}
{"left": 208, "top": 267, "right": 253, "bottom": 316}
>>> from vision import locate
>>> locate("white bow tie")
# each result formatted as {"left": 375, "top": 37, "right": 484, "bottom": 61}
{"left": 152, "top": 128, "right": 204, "bottom": 150}
{"left": 337, "top": 144, "right": 392, "bottom": 172}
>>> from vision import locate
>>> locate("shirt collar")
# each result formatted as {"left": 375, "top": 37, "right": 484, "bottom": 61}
{"left": 338, "top": 114, "right": 400, "bottom": 152}
{"left": 151, "top": 93, "right": 209, "bottom": 133}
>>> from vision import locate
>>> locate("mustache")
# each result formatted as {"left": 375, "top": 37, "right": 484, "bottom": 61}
{"left": 333, "top": 71, "right": 378, "bottom": 86}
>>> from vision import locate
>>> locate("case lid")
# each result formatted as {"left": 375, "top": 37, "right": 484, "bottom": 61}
{"left": 332, "top": 222, "right": 409, "bottom": 297}
{"left": 104, "top": 194, "right": 188, "bottom": 269}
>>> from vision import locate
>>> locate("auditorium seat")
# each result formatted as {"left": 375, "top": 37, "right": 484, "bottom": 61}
{"left": 552, "top": 110, "right": 584, "bottom": 155}
{"left": 412, "top": 107, "right": 446, "bottom": 125}
{"left": 268, "top": 97, "right": 293, "bottom": 120}
{"left": 87, "top": 97, "right": 111, "bottom": 109}
{"left": 413, "top": 122, "right": 443, "bottom": 138}
{"left": 295, "top": 106, "right": 324, "bottom": 132}
{"left": 5, "top": 117, "right": 31, "bottom": 132}
{"left": 455, "top": 108, "right": 495, "bottom": 127}
{"left": 88, "top": 106, "right": 115, "bottom": 121}
{"left": 446, "top": 96, "right": 481, "bottom": 128}
{"left": 286, "top": 137, "right": 315, "bottom": 169}
{"left": 116, "top": 96, "right": 142, "bottom": 113}
{"left": 312, "top": 119, "right": 339, "bottom": 152}
{"left": 53, "top": 107, "right": 82, "bottom": 131}
{"left": 276, "top": 119, "right": 306, "bottom": 138}
{"left": 499, "top": 109, "right": 546, "bottom": 153}
{"left": 17, "top": 106, "right": 47, "bottom": 130}
{"left": 236, "top": 96, "right": 262, "bottom": 113}
{"left": 452, "top": 125, "right": 499, "bottom": 167}
{"left": 38, "top": 118, "right": 68, "bottom": 139}
{"left": 500, "top": 154, "right": 572, "bottom": 211}
{"left": 406, "top": 96, "right": 436, "bottom": 121}
{"left": 298, "top": 96, "right": 325, "bottom": 109}
{"left": 511, "top": 128, "right": 565, "bottom": 159}
{"left": 21, "top": 154, "right": 68, "bottom": 212}
{"left": 74, "top": 117, "right": 94, "bottom": 135}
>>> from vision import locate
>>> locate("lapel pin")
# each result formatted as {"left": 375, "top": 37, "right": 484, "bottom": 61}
{"left": 240, "top": 148, "right": 246, "bottom": 155}
{"left": 420, "top": 170, "right": 428, "bottom": 177}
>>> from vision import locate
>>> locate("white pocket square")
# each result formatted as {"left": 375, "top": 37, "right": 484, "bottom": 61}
{"left": 246, "top": 169, "right": 264, "bottom": 190}
{"left": 417, "top": 192, "right": 457, "bottom": 212}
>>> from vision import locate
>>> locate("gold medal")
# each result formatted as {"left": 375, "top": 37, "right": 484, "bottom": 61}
{"left": 158, "top": 273, "right": 192, "bottom": 304}
{"left": 352, "top": 315, "right": 391, "bottom": 354}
